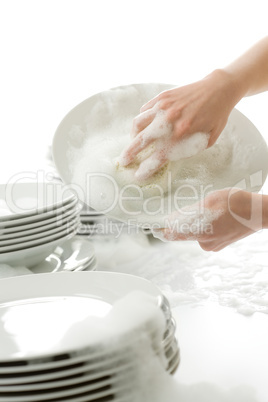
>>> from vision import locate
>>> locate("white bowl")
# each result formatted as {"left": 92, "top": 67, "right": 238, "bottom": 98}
{"left": 52, "top": 83, "right": 268, "bottom": 227}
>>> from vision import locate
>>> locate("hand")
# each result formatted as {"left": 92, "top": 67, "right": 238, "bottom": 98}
{"left": 152, "top": 189, "right": 264, "bottom": 251}
{"left": 120, "top": 69, "right": 238, "bottom": 181}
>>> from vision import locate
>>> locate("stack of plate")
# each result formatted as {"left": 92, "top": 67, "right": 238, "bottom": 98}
{"left": 76, "top": 204, "right": 149, "bottom": 238}
{"left": 0, "top": 183, "right": 81, "bottom": 267}
{"left": 0, "top": 272, "right": 180, "bottom": 401}
{"left": 77, "top": 204, "right": 126, "bottom": 237}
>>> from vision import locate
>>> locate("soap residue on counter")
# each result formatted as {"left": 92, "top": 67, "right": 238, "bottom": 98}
{"left": 92, "top": 228, "right": 268, "bottom": 317}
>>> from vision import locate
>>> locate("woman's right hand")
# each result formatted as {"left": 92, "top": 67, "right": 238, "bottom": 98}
{"left": 120, "top": 69, "right": 239, "bottom": 181}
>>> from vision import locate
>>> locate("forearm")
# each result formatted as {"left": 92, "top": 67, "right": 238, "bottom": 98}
{"left": 223, "top": 36, "right": 268, "bottom": 98}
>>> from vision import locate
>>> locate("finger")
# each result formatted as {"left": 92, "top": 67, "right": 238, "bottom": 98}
{"left": 212, "top": 241, "right": 231, "bottom": 252}
{"left": 151, "top": 229, "right": 169, "bottom": 242}
{"left": 131, "top": 110, "right": 156, "bottom": 138}
{"left": 198, "top": 240, "right": 228, "bottom": 252}
{"left": 135, "top": 150, "right": 168, "bottom": 181}
{"left": 119, "top": 133, "right": 155, "bottom": 166}
{"left": 198, "top": 241, "right": 215, "bottom": 251}
{"left": 140, "top": 95, "right": 159, "bottom": 113}
{"left": 153, "top": 228, "right": 197, "bottom": 242}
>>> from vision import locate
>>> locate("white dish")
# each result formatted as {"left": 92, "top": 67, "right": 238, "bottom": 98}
{"left": 0, "top": 229, "right": 77, "bottom": 267}
{"left": 0, "top": 273, "right": 178, "bottom": 401}
{"left": 53, "top": 83, "right": 268, "bottom": 227}
{"left": 30, "top": 251, "right": 61, "bottom": 273}
{"left": 31, "top": 252, "right": 97, "bottom": 274}
{"left": 77, "top": 255, "right": 98, "bottom": 272}
{"left": 0, "top": 364, "right": 135, "bottom": 394}
{"left": 0, "top": 204, "right": 80, "bottom": 235}
{"left": 0, "top": 272, "right": 162, "bottom": 361}
{"left": 0, "top": 218, "right": 79, "bottom": 253}
{"left": 0, "top": 183, "right": 76, "bottom": 222}
{"left": 0, "top": 348, "right": 134, "bottom": 385}
{"left": 0, "top": 383, "right": 135, "bottom": 402}
{"left": 0, "top": 207, "right": 79, "bottom": 240}
{"left": 0, "top": 216, "right": 79, "bottom": 246}
{"left": 0, "top": 197, "right": 78, "bottom": 228}
{"left": 31, "top": 236, "right": 96, "bottom": 274}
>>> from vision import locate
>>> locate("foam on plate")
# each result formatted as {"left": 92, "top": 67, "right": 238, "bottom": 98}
{"left": 70, "top": 121, "right": 234, "bottom": 226}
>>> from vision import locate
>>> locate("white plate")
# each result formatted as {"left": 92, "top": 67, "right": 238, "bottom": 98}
{"left": 30, "top": 236, "right": 96, "bottom": 274}
{"left": 30, "top": 251, "right": 61, "bottom": 273}
{"left": 32, "top": 252, "right": 97, "bottom": 274}
{"left": 0, "top": 273, "right": 178, "bottom": 399}
{"left": 0, "top": 197, "right": 78, "bottom": 228}
{"left": 53, "top": 83, "right": 268, "bottom": 227}
{"left": 0, "top": 183, "right": 76, "bottom": 222}
{"left": 0, "top": 228, "right": 77, "bottom": 267}
{"left": 0, "top": 207, "right": 79, "bottom": 240}
{"left": 0, "top": 348, "right": 134, "bottom": 385}
{"left": 0, "top": 272, "right": 162, "bottom": 361}
{"left": 77, "top": 255, "right": 98, "bottom": 272}
{"left": 0, "top": 218, "right": 79, "bottom": 253}
{"left": 0, "top": 204, "right": 80, "bottom": 235}
{"left": 0, "top": 363, "right": 136, "bottom": 394}
{"left": 0, "top": 215, "right": 79, "bottom": 246}
{"left": 0, "top": 382, "right": 135, "bottom": 402}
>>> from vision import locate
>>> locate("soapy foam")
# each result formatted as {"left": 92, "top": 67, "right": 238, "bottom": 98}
{"left": 104, "top": 293, "right": 258, "bottom": 402}
{"left": 152, "top": 206, "right": 223, "bottom": 241}
{"left": 70, "top": 119, "right": 234, "bottom": 225}
{"left": 93, "top": 230, "right": 268, "bottom": 317}
{"left": 168, "top": 131, "right": 210, "bottom": 161}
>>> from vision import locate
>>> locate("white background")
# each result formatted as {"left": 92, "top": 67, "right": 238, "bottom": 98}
{"left": 0, "top": 0, "right": 268, "bottom": 182}
{"left": 1, "top": 2, "right": 268, "bottom": 400}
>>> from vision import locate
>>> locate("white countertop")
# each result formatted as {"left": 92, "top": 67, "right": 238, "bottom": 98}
{"left": 91, "top": 224, "right": 268, "bottom": 402}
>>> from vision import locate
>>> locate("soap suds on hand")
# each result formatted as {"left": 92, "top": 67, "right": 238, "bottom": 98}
{"left": 152, "top": 204, "right": 223, "bottom": 241}
{"left": 167, "top": 131, "right": 210, "bottom": 161}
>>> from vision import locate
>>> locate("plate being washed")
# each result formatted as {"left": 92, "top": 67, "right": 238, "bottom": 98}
{"left": 53, "top": 83, "right": 268, "bottom": 227}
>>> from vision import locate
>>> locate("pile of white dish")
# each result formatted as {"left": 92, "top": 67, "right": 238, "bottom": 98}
{"left": 77, "top": 203, "right": 128, "bottom": 237}
{"left": 77, "top": 204, "right": 152, "bottom": 238}
{"left": 0, "top": 182, "right": 81, "bottom": 268}
{"left": 0, "top": 272, "right": 180, "bottom": 402}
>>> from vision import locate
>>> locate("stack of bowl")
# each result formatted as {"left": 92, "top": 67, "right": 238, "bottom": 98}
{"left": 0, "top": 182, "right": 81, "bottom": 268}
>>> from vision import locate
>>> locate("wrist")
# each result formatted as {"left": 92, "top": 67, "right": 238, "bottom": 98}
{"left": 228, "top": 190, "right": 264, "bottom": 232}
{"left": 209, "top": 68, "right": 247, "bottom": 108}
{"left": 202, "top": 69, "right": 244, "bottom": 115}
